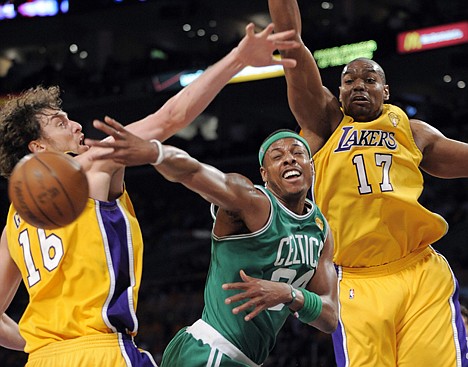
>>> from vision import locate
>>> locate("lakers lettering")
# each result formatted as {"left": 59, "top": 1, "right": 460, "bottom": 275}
{"left": 274, "top": 234, "right": 323, "bottom": 268}
{"left": 334, "top": 125, "right": 397, "bottom": 152}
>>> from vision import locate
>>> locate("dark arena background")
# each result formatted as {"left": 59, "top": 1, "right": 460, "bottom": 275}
{"left": 0, "top": 1, "right": 467, "bottom": 366}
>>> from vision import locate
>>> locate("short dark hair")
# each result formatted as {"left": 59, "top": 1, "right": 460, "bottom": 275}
{"left": 0, "top": 85, "right": 62, "bottom": 178}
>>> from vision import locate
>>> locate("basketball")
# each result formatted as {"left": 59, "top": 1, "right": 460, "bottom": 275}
{"left": 8, "top": 151, "right": 89, "bottom": 229}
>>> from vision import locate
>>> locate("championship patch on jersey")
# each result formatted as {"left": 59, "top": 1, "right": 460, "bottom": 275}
{"left": 315, "top": 216, "right": 324, "bottom": 231}
{"left": 388, "top": 112, "right": 400, "bottom": 127}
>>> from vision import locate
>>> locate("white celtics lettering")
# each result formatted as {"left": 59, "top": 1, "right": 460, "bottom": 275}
{"left": 274, "top": 234, "right": 323, "bottom": 268}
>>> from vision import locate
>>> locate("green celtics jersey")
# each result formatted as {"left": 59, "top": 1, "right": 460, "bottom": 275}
{"left": 202, "top": 185, "right": 329, "bottom": 365}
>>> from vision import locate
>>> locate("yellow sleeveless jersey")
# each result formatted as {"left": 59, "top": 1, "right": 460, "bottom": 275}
{"left": 312, "top": 104, "right": 448, "bottom": 267}
{"left": 6, "top": 190, "right": 143, "bottom": 353}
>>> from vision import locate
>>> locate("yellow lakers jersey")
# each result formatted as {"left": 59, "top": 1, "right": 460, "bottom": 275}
{"left": 312, "top": 104, "right": 448, "bottom": 267}
{"left": 6, "top": 190, "right": 143, "bottom": 353}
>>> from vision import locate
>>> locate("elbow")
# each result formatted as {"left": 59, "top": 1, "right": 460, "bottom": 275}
{"left": 313, "top": 301, "right": 339, "bottom": 334}
{"left": 318, "top": 313, "right": 338, "bottom": 334}
{"left": 326, "top": 311, "right": 339, "bottom": 334}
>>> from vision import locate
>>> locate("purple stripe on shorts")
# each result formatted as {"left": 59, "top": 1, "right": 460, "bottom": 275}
{"left": 332, "top": 319, "right": 346, "bottom": 367}
{"left": 451, "top": 278, "right": 468, "bottom": 366}
{"left": 122, "top": 334, "right": 157, "bottom": 366}
{"left": 100, "top": 201, "right": 136, "bottom": 333}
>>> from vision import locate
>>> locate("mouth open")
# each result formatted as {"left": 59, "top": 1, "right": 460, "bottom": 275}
{"left": 283, "top": 169, "right": 302, "bottom": 179}
{"left": 351, "top": 95, "right": 369, "bottom": 103}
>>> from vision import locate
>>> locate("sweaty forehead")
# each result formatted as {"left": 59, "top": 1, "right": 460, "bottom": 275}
{"left": 343, "top": 63, "right": 378, "bottom": 75}
{"left": 342, "top": 62, "right": 379, "bottom": 76}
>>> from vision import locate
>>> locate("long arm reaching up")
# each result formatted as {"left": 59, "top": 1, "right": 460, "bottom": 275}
{"left": 268, "top": 0, "right": 342, "bottom": 154}
{"left": 112, "top": 23, "right": 300, "bottom": 142}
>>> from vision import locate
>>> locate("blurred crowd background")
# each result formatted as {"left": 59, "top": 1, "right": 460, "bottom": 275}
{"left": 0, "top": 0, "right": 467, "bottom": 366}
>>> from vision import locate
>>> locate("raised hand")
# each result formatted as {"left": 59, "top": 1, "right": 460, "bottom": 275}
{"left": 84, "top": 116, "right": 158, "bottom": 167}
{"left": 235, "top": 23, "right": 299, "bottom": 69}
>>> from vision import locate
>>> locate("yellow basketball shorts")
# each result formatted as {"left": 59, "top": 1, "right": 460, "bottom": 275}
{"left": 332, "top": 247, "right": 468, "bottom": 367}
{"left": 26, "top": 333, "right": 157, "bottom": 367}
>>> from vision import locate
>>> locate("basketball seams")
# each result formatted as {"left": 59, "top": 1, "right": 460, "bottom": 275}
{"left": 33, "top": 154, "right": 73, "bottom": 227}
{"left": 8, "top": 152, "right": 89, "bottom": 229}
{"left": 20, "top": 158, "right": 58, "bottom": 229}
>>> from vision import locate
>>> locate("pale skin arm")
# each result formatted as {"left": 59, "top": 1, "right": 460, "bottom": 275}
{"left": 268, "top": 0, "right": 342, "bottom": 154}
{"left": 103, "top": 23, "right": 300, "bottom": 143}
{"left": 222, "top": 230, "right": 338, "bottom": 334}
{"left": 0, "top": 228, "right": 26, "bottom": 351}
{"left": 0, "top": 314, "right": 25, "bottom": 351}
{"left": 411, "top": 119, "right": 468, "bottom": 178}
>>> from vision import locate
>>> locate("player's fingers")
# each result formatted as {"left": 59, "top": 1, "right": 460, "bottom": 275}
{"left": 245, "top": 22, "right": 255, "bottom": 37}
{"left": 269, "top": 29, "right": 296, "bottom": 41}
{"left": 231, "top": 298, "right": 264, "bottom": 316}
{"left": 100, "top": 117, "right": 129, "bottom": 137}
{"left": 274, "top": 40, "right": 300, "bottom": 50}
{"left": 93, "top": 120, "right": 128, "bottom": 141}
{"left": 84, "top": 138, "right": 126, "bottom": 150}
{"left": 103, "top": 116, "right": 125, "bottom": 130}
{"left": 222, "top": 282, "right": 248, "bottom": 291}
{"left": 276, "top": 59, "right": 297, "bottom": 69}
{"left": 92, "top": 119, "right": 116, "bottom": 135}
{"left": 239, "top": 269, "right": 252, "bottom": 282}
{"left": 259, "top": 23, "right": 275, "bottom": 38}
{"left": 224, "top": 290, "right": 251, "bottom": 305}
{"left": 244, "top": 306, "right": 264, "bottom": 321}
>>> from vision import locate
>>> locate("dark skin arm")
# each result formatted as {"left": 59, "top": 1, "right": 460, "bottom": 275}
{"left": 411, "top": 119, "right": 468, "bottom": 178}
{"left": 85, "top": 119, "right": 271, "bottom": 235}
{"left": 268, "top": 0, "right": 343, "bottom": 155}
{"left": 222, "top": 231, "right": 338, "bottom": 334}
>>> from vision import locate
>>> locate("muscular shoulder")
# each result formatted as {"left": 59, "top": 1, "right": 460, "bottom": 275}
{"left": 409, "top": 118, "right": 443, "bottom": 154}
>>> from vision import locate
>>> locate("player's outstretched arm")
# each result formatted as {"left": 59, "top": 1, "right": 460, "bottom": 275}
{"left": 111, "top": 23, "right": 300, "bottom": 143}
{"left": 268, "top": 0, "right": 342, "bottom": 153}
{"left": 85, "top": 118, "right": 270, "bottom": 218}
{"left": 411, "top": 119, "right": 468, "bottom": 178}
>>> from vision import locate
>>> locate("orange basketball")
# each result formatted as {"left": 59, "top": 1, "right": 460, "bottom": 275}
{"left": 8, "top": 151, "right": 89, "bottom": 229}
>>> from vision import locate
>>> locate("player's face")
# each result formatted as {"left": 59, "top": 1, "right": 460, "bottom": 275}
{"left": 261, "top": 138, "right": 313, "bottom": 200}
{"left": 339, "top": 59, "right": 389, "bottom": 122}
{"left": 37, "top": 110, "right": 88, "bottom": 154}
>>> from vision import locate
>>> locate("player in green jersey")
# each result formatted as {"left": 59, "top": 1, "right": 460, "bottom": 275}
{"left": 85, "top": 119, "right": 339, "bottom": 366}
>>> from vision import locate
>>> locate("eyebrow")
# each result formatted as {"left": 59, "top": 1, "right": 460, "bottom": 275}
{"left": 343, "top": 67, "right": 378, "bottom": 76}
{"left": 47, "top": 111, "right": 68, "bottom": 120}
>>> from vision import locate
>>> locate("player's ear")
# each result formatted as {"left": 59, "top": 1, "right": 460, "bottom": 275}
{"left": 383, "top": 85, "right": 390, "bottom": 101}
{"left": 28, "top": 140, "right": 46, "bottom": 153}
{"left": 260, "top": 166, "right": 268, "bottom": 184}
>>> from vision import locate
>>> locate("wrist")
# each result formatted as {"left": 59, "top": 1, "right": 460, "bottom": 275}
{"left": 230, "top": 47, "right": 248, "bottom": 70}
{"left": 149, "top": 139, "right": 164, "bottom": 166}
{"left": 284, "top": 284, "right": 297, "bottom": 307}
{"left": 296, "top": 288, "right": 322, "bottom": 324}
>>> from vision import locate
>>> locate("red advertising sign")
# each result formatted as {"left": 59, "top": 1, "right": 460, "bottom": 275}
{"left": 397, "top": 21, "right": 468, "bottom": 54}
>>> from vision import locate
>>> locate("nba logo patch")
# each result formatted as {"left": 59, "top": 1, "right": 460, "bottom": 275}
{"left": 349, "top": 289, "right": 355, "bottom": 299}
